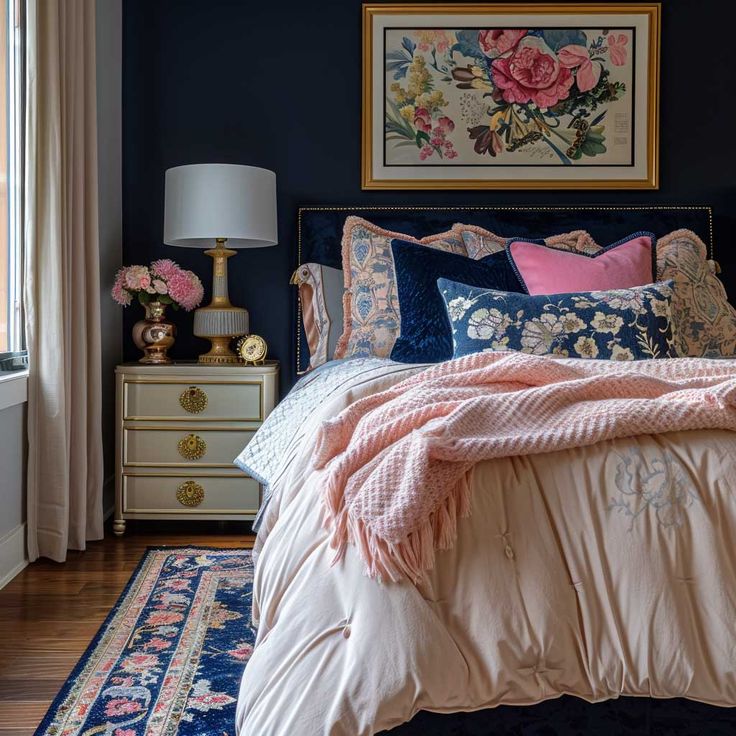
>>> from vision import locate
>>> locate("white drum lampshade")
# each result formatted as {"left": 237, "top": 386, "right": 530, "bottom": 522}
{"left": 163, "top": 164, "right": 277, "bottom": 364}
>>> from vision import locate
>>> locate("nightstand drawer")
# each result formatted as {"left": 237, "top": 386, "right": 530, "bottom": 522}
{"left": 123, "top": 428, "right": 254, "bottom": 467}
{"left": 124, "top": 380, "right": 263, "bottom": 421}
{"left": 123, "top": 474, "right": 260, "bottom": 514}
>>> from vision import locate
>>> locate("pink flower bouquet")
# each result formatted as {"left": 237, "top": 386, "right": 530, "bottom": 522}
{"left": 111, "top": 259, "right": 204, "bottom": 311}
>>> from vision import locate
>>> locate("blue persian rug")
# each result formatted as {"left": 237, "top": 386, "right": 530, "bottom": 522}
{"left": 35, "top": 547, "right": 254, "bottom": 736}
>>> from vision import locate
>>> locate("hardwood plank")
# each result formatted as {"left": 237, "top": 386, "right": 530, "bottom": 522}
{"left": 0, "top": 702, "right": 50, "bottom": 729}
{"left": 0, "top": 521, "right": 254, "bottom": 731}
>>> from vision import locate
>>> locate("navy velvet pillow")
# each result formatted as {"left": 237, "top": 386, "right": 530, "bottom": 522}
{"left": 389, "top": 239, "right": 523, "bottom": 363}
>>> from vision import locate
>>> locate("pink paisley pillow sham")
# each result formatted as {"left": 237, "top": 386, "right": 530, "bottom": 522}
{"left": 457, "top": 223, "right": 601, "bottom": 259}
{"left": 508, "top": 233, "right": 656, "bottom": 295}
{"left": 657, "top": 229, "right": 736, "bottom": 357}
{"left": 335, "top": 216, "right": 466, "bottom": 359}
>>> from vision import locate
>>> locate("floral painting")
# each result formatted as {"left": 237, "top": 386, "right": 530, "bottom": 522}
{"left": 385, "top": 27, "right": 632, "bottom": 166}
{"left": 363, "top": 7, "right": 659, "bottom": 188}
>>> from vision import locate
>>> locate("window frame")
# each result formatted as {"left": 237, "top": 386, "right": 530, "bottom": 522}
{"left": 0, "top": 0, "right": 24, "bottom": 370}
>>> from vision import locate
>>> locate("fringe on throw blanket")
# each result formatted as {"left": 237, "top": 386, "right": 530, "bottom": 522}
{"left": 313, "top": 351, "right": 736, "bottom": 583}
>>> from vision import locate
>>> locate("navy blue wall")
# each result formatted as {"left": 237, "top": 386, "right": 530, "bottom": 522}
{"left": 122, "top": 0, "right": 736, "bottom": 388}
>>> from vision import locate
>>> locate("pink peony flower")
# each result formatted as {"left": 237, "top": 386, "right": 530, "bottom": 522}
{"left": 124, "top": 265, "right": 151, "bottom": 291}
{"left": 607, "top": 33, "right": 628, "bottom": 66}
{"left": 491, "top": 36, "right": 574, "bottom": 108}
{"left": 150, "top": 259, "right": 180, "bottom": 280}
{"left": 168, "top": 270, "right": 204, "bottom": 311}
{"left": 479, "top": 29, "right": 527, "bottom": 58}
{"left": 152, "top": 279, "right": 168, "bottom": 295}
{"left": 111, "top": 269, "right": 132, "bottom": 306}
{"left": 558, "top": 44, "right": 601, "bottom": 93}
{"left": 105, "top": 698, "right": 143, "bottom": 717}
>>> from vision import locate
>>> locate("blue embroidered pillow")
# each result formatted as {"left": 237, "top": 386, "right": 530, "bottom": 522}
{"left": 389, "top": 239, "right": 523, "bottom": 363}
{"left": 438, "top": 279, "right": 677, "bottom": 361}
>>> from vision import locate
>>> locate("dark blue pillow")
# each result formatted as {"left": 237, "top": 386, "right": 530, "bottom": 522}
{"left": 438, "top": 278, "right": 677, "bottom": 361}
{"left": 389, "top": 239, "right": 523, "bottom": 363}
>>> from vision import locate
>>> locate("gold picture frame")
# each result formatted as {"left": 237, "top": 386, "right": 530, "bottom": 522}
{"left": 362, "top": 3, "right": 660, "bottom": 189}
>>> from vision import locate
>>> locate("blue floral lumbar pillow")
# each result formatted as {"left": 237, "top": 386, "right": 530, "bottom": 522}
{"left": 438, "top": 279, "right": 677, "bottom": 360}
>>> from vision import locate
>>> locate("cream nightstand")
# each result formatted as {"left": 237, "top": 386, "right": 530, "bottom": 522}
{"left": 113, "top": 361, "right": 278, "bottom": 535}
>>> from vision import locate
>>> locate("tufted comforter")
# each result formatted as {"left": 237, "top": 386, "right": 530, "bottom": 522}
{"left": 235, "top": 357, "right": 736, "bottom": 736}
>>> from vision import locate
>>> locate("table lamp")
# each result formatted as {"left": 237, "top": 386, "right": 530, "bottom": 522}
{"left": 163, "top": 164, "right": 277, "bottom": 364}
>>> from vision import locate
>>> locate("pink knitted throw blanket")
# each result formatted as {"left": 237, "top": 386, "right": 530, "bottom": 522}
{"left": 313, "top": 352, "right": 736, "bottom": 582}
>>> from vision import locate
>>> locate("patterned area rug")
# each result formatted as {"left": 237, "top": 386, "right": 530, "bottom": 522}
{"left": 35, "top": 547, "right": 254, "bottom": 736}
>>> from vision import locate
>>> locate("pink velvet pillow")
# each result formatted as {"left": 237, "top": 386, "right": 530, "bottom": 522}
{"left": 508, "top": 233, "right": 656, "bottom": 295}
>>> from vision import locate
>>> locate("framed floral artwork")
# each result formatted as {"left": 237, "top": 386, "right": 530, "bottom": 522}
{"left": 362, "top": 4, "right": 660, "bottom": 189}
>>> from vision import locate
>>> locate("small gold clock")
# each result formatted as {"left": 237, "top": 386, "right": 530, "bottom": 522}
{"left": 236, "top": 334, "right": 268, "bottom": 365}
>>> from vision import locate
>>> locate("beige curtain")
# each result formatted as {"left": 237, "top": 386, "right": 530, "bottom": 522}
{"left": 24, "top": 0, "right": 103, "bottom": 562}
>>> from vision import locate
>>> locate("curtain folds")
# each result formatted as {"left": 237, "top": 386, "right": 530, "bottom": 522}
{"left": 24, "top": 0, "right": 103, "bottom": 562}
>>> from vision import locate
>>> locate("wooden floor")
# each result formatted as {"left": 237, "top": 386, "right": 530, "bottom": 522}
{"left": 0, "top": 521, "right": 255, "bottom": 736}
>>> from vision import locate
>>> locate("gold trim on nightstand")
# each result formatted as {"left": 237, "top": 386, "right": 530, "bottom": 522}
{"left": 177, "top": 433, "right": 207, "bottom": 460}
{"left": 123, "top": 379, "right": 265, "bottom": 422}
{"left": 180, "top": 386, "right": 208, "bottom": 413}
{"left": 176, "top": 480, "right": 205, "bottom": 507}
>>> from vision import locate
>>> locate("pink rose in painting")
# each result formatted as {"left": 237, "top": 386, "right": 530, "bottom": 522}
{"left": 608, "top": 33, "right": 628, "bottom": 66}
{"left": 105, "top": 698, "right": 143, "bottom": 717}
{"left": 478, "top": 29, "right": 527, "bottom": 57}
{"left": 491, "top": 36, "right": 573, "bottom": 108}
{"left": 558, "top": 44, "right": 601, "bottom": 92}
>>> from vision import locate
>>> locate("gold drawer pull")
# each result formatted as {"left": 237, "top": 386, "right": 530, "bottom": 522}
{"left": 180, "top": 386, "right": 207, "bottom": 413}
{"left": 177, "top": 433, "right": 207, "bottom": 461}
{"left": 177, "top": 480, "right": 204, "bottom": 507}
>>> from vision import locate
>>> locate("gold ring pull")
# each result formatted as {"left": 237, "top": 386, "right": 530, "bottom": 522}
{"left": 176, "top": 480, "right": 204, "bottom": 507}
{"left": 177, "top": 433, "right": 207, "bottom": 461}
{"left": 180, "top": 386, "right": 207, "bottom": 413}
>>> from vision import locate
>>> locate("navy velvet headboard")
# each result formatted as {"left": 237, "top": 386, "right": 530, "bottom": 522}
{"left": 296, "top": 205, "right": 715, "bottom": 373}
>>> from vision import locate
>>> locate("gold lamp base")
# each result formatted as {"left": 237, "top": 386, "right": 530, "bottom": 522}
{"left": 197, "top": 335, "right": 242, "bottom": 365}
{"left": 193, "top": 238, "right": 249, "bottom": 364}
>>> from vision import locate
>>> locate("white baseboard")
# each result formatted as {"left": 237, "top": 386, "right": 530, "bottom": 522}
{"left": 0, "top": 523, "right": 28, "bottom": 590}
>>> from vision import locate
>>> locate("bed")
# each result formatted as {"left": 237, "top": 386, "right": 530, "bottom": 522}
{"left": 235, "top": 206, "right": 736, "bottom": 735}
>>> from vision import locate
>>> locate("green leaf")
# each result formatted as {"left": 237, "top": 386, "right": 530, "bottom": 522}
{"left": 580, "top": 139, "right": 607, "bottom": 156}
{"left": 138, "top": 291, "right": 151, "bottom": 305}
{"left": 415, "top": 130, "right": 430, "bottom": 147}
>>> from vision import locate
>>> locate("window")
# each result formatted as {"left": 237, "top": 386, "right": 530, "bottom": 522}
{"left": 0, "top": 0, "right": 24, "bottom": 372}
